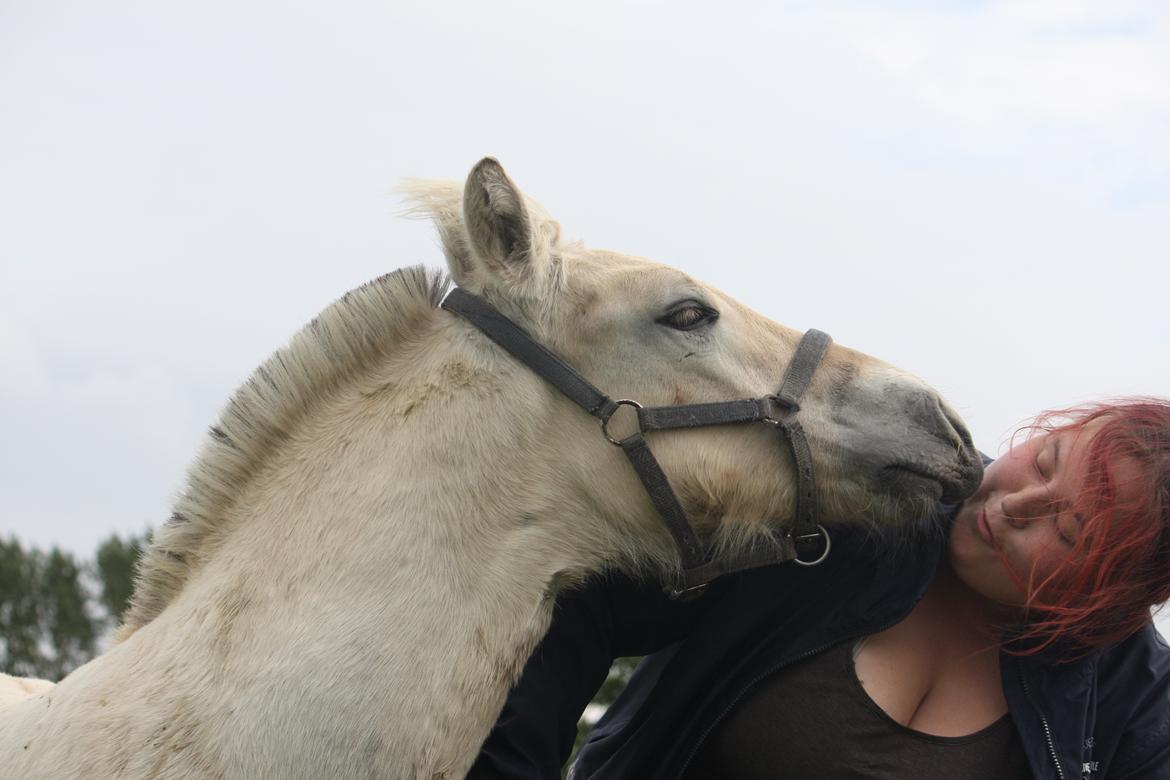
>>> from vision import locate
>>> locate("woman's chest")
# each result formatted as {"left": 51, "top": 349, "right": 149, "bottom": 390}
{"left": 853, "top": 609, "right": 1008, "bottom": 736}
{"left": 683, "top": 639, "right": 1031, "bottom": 780}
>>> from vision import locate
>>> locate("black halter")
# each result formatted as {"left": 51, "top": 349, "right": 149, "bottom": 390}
{"left": 441, "top": 288, "right": 833, "bottom": 598}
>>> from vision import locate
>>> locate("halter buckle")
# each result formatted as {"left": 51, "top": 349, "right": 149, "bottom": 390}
{"left": 792, "top": 524, "right": 831, "bottom": 567}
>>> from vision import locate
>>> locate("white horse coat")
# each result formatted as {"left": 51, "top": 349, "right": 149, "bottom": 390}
{"left": 0, "top": 674, "right": 53, "bottom": 710}
{"left": 0, "top": 159, "right": 981, "bottom": 779}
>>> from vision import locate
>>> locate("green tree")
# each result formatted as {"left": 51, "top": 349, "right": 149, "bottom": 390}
{"left": 39, "top": 548, "right": 96, "bottom": 680}
{"left": 95, "top": 531, "right": 148, "bottom": 625}
{"left": 0, "top": 539, "right": 98, "bottom": 679}
{"left": 0, "top": 533, "right": 149, "bottom": 680}
{"left": 0, "top": 537, "right": 45, "bottom": 677}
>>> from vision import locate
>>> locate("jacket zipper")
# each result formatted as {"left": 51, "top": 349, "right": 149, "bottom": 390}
{"left": 1018, "top": 665, "right": 1066, "bottom": 780}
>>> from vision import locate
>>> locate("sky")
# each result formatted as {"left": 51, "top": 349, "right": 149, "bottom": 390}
{"left": 1, "top": 1, "right": 1168, "bottom": 630}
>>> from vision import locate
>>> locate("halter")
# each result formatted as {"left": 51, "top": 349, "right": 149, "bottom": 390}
{"left": 441, "top": 288, "right": 833, "bottom": 599}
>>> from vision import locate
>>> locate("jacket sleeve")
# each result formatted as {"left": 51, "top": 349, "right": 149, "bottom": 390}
{"left": 1110, "top": 689, "right": 1170, "bottom": 779}
{"left": 1112, "top": 723, "right": 1170, "bottom": 779}
{"left": 1105, "top": 628, "right": 1170, "bottom": 779}
{"left": 467, "top": 574, "right": 715, "bottom": 779}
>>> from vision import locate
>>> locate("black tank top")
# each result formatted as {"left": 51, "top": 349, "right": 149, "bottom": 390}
{"left": 682, "top": 641, "right": 1033, "bottom": 779}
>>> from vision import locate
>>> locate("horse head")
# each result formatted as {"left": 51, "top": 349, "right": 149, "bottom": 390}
{"left": 415, "top": 157, "right": 983, "bottom": 577}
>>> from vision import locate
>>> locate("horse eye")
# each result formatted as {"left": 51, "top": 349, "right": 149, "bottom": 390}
{"left": 659, "top": 304, "right": 718, "bottom": 331}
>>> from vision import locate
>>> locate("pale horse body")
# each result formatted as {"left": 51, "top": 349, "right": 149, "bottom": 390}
{"left": 0, "top": 675, "right": 53, "bottom": 710}
{"left": 0, "top": 159, "right": 982, "bottom": 778}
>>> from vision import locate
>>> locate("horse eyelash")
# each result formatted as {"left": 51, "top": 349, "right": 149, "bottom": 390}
{"left": 658, "top": 303, "right": 718, "bottom": 331}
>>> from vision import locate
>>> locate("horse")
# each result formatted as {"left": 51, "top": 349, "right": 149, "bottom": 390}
{"left": 0, "top": 673, "right": 53, "bottom": 710}
{"left": 0, "top": 158, "right": 982, "bottom": 779}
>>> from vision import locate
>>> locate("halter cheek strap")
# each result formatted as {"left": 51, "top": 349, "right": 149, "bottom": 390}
{"left": 440, "top": 287, "right": 832, "bottom": 598}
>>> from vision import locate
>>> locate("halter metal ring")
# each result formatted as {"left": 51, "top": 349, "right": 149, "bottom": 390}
{"left": 792, "top": 524, "right": 831, "bottom": 567}
{"left": 761, "top": 394, "right": 799, "bottom": 427}
{"left": 601, "top": 399, "right": 644, "bottom": 446}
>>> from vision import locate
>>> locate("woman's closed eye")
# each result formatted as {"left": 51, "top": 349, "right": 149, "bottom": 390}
{"left": 1055, "top": 513, "right": 1083, "bottom": 548}
{"left": 1033, "top": 442, "right": 1057, "bottom": 481}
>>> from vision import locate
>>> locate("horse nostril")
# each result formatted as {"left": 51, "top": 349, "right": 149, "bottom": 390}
{"left": 943, "top": 405, "right": 975, "bottom": 451}
{"left": 928, "top": 395, "right": 983, "bottom": 500}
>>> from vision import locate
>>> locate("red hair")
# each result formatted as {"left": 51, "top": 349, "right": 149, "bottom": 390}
{"left": 1006, "top": 397, "right": 1170, "bottom": 655}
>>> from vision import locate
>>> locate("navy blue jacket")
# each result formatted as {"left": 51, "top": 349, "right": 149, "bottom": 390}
{"left": 472, "top": 517, "right": 1170, "bottom": 779}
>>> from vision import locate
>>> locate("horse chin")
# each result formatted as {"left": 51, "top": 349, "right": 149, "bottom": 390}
{"left": 882, "top": 465, "right": 946, "bottom": 504}
{"left": 880, "top": 460, "right": 983, "bottom": 505}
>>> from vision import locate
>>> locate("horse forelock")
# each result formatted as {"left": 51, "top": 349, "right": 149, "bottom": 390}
{"left": 117, "top": 265, "right": 451, "bottom": 641}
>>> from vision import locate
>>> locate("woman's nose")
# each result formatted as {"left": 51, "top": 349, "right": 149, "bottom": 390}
{"left": 1002, "top": 486, "right": 1052, "bottom": 525}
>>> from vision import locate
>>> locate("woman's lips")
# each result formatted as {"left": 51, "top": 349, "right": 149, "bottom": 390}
{"left": 977, "top": 509, "right": 995, "bottom": 546}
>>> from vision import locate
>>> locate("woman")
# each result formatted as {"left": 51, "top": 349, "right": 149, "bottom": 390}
{"left": 469, "top": 399, "right": 1170, "bottom": 779}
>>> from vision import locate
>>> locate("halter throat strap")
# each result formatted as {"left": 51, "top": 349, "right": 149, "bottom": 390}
{"left": 440, "top": 287, "right": 832, "bottom": 597}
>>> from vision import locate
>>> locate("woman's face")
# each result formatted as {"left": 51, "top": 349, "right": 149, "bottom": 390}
{"left": 948, "top": 422, "right": 1116, "bottom": 606}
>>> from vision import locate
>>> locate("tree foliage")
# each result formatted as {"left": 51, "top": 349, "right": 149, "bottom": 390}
{"left": 0, "top": 537, "right": 45, "bottom": 677}
{"left": 0, "top": 532, "right": 148, "bottom": 680}
{"left": 38, "top": 548, "right": 96, "bottom": 680}
{"left": 96, "top": 532, "right": 147, "bottom": 621}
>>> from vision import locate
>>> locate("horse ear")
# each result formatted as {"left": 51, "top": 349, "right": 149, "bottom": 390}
{"left": 462, "top": 158, "right": 542, "bottom": 283}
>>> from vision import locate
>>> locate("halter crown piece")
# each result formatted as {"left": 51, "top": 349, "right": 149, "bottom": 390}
{"left": 441, "top": 288, "right": 833, "bottom": 599}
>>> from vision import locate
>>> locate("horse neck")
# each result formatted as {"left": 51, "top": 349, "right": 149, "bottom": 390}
{"left": 198, "top": 320, "right": 649, "bottom": 650}
{"left": 0, "top": 320, "right": 683, "bottom": 777}
{"left": 168, "top": 326, "right": 658, "bottom": 765}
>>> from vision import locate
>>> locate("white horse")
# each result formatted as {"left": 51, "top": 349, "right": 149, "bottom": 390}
{"left": 0, "top": 159, "right": 981, "bottom": 779}
{"left": 0, "top": 673, "right": 53, "bottom": 710}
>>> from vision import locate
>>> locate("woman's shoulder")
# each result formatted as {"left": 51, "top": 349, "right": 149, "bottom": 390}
{"left": 1093, "top": 624, "right": 1170, "bottom": 776}
{"left": 1092, "top": 623, "right": 1170, "bottom": 714}
{"left": 1097, "top": 622, "right": 1170, "bottom": 683}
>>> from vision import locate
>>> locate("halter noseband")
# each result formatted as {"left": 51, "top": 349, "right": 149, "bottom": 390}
{"left": 441, "top": 288, "right": 833, "bottom": 599}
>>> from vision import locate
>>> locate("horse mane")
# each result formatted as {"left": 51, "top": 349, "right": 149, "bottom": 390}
{"left": 118, "top": 264, "right": 451, "bottom": 639}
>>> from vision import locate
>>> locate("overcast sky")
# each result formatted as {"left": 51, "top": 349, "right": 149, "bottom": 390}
{"left": 1, "top": 0, "right": 1168, "bottom": 629}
